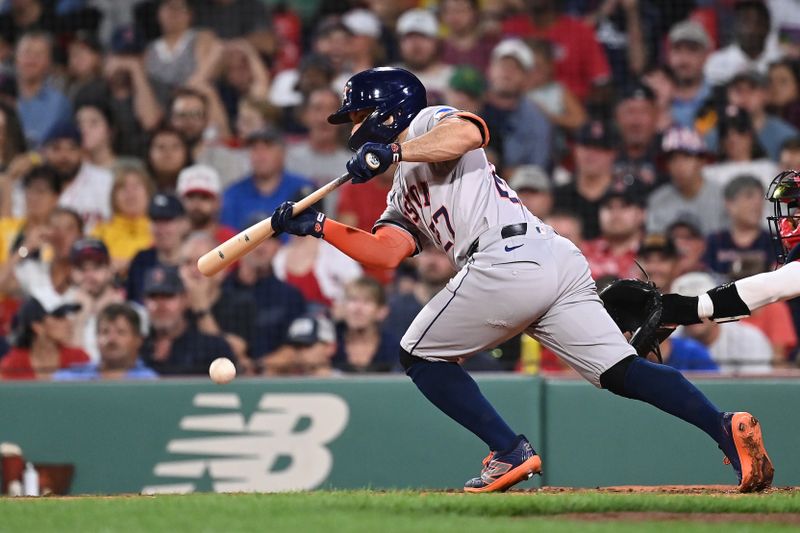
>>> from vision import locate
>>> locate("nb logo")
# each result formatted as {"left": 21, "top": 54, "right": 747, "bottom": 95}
{"left": 142, "top": 393, "right": 349, "bottom": 494}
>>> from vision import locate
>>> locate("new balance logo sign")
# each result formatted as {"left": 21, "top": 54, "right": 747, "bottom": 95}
{"left": 142, "top": 393, "right": 349, "bottom": 494}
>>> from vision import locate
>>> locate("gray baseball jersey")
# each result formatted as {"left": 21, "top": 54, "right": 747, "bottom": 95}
{"left": 374, "top": 106, "right": 533, "bottom": 268}
{"left": 374, "top": 105, "right": 636, "bottom": 386}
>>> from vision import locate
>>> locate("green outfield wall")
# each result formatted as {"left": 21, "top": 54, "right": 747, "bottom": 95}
{"left": 0, "top": 376, "right": 797, "bottom": 494}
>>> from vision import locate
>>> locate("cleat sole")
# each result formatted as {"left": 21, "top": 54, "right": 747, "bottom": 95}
{"left": 464, "top": 456, "right": 542, "bottom": 494}
{"left": 731, "top": 413, "right": 774, "bottom": 493}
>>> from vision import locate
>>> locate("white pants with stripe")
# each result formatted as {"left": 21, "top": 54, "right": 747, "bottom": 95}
{"left": 401, "top": 226, "right": 635, "bottom": 387}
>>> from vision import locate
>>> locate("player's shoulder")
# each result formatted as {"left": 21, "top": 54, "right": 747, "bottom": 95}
{"left": 410, "top": 105, "right": 458, "bottom": 129}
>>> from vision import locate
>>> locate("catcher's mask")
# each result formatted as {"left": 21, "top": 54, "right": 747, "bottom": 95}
{"left": 766, "top": 170, "right": 800, "bottom": 264}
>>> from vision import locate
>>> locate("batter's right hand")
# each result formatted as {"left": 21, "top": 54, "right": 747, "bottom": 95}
{"left": 347, "top": 142, "right": 401, "bottom": 184}
{"left": 270, "top": 201, "right": 326, "bottom": 238}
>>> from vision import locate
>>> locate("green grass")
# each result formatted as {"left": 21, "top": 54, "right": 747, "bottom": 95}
{"left": 1, "top": 490, "right": 799, "bottom": 533}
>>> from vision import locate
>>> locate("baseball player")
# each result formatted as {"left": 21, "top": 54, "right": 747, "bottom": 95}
{"left": 661, "top": 169, "right": 800, "bottom": 325}
{"left": 269, "top": 67, "right": 773, "bottom": 493}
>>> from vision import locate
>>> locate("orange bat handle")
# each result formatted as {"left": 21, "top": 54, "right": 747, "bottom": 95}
{"left": 197, "top": 172, "right": 352, "bottom": 276}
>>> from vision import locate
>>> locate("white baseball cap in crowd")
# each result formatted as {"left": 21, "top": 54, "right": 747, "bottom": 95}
{"left": 176, "top": 164, "right": 222, "bottom": 198}
{"left": 396, "top": 8, "right": 439, "bottom": 38}
{"left": 342, "top": 9, "right": 382, "bottom": 39}
{"left": 670, "top": 272, "right": 717, "bottom": 297}
{"left": 491, "top": 38, "right": 535, "bottom": 71}
{"left": 668, "top": 20, "right": 711, "bottom": 50}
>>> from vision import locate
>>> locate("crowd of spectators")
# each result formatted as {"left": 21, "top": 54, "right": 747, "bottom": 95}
{"left": 0, "top": 0, "right": 799, "bottom": 381}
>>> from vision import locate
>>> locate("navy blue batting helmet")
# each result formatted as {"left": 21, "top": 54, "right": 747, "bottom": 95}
{"left": 328, "top": 67, "right": 427, "bottom": 151}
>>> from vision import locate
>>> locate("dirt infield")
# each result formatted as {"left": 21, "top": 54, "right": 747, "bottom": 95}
{"left": 532, "top": 485, "right": 800, "bottom": 495}
{"left": 561, "top": 512, "right": 800, "bottom": 524}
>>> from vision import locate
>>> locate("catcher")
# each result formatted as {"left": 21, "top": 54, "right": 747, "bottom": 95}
{"left": 600, "top": 170, "right": 800, "bottom": 490}
{"left": 602, "top": 170, "right": 800, "bottom": 343}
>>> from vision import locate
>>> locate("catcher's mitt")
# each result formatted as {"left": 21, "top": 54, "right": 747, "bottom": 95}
{"left": 598, "top": 279, "right": 676, "bottom": 362}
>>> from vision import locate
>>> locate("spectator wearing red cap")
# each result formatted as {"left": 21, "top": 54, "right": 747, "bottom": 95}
{"left": 0, "top": 297, "right": 88, "bottom": 380}
{"left": 647, "top": 127, "right": 726, "bottom": 235}
{"left": 90, "top": 161, "right": 155, "bottom": 273}
{"left": 176, "top": 164, "right": 236, "bottom": 244}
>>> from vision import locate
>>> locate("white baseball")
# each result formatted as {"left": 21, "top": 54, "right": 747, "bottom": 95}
{"left": 209, "top": 357, "right": 236, "bottom": 384}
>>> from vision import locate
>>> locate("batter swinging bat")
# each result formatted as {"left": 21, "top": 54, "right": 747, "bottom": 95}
{"left": 197, "top": 155, "right": 381, "bottom": 277}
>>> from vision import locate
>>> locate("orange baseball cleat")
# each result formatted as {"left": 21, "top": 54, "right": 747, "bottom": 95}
{"left": 464, "top": 435, "right": 542, "bottom": 493}
{"left": 721, "top": 412, "right": 774, "bottom": 492}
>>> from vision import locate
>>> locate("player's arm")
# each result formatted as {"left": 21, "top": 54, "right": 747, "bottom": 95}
{"left": 662, "top": 261, "right": 800, "bottom": 325}
{"left": 270, "top": 203, "right": 415, "bottom": 269}
{"left": 399, "top": 114, "right": 488, "bottom": 163}
{"left": 346, "top": 111, "right": 490, "bottom": 183}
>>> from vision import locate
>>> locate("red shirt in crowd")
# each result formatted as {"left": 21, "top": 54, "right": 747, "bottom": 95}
{"left": 214, "top": 225, "right": 237, "bottom": 244}
{"left": 0, "top": 346, "right": 90, "bottom": 380}
{"left": 742, "top": 302, "right": 798, "bottom": 360}
{"left": 503, "top": 15, "right": 610, "bottom": 101}
{"left": 582, "top": 238, "right": 640, "bottom": 280}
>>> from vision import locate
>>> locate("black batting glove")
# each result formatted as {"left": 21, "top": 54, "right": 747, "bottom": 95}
{"left": 347, "top": 142, "right": 401, "bottom": 184}
{"left": 270, "top": 201, "right": 326, "bottom": 238}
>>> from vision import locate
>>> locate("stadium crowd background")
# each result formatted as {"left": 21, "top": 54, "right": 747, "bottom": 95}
{"left": 0, "top": 0, "right": 798, "bottom": 380}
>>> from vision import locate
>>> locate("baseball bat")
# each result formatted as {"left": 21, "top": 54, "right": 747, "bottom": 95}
{"left": 197, "top": 152, "right": 384, "bottom": 277}
{"left": 196, "top": 172, "right": 352, "bottom": 276}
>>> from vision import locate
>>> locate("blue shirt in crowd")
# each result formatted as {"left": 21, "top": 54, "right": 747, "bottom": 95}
{"left": 17, "top": 82, "right": 72, "bottom": 148}
{"left": 666, "top": 337, "right": 719, "bottom": 372}
{"left": 332, "top": 329, "right": 400, "bottom": 373}
{"left": 705, "top": 229, "right": 775, "bottom": 277}
{"left": 125, "top": 248, "right": 160, "bottom": 304}
{"left": 225, "top": 274, "right": 307, "bottom": 358}
{"left": 220, "top": 172, "right": 314, "bottom": 231}
{"left": 671, "top": 83, "right": 711, "bottom": 129}
{"left": 52, "top": 359, "right": 158, "bottom": 380}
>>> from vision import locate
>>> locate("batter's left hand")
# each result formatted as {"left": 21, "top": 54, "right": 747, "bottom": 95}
{"left": 347, "top": 142, "right": 401, "bottom": 184}
{"left": 270, "top": 201, "right": 326, "bottom": 238}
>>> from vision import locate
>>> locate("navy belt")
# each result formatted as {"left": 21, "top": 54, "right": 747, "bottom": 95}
{"left": 466, "top": 223, "right": 527, "bottom": 258}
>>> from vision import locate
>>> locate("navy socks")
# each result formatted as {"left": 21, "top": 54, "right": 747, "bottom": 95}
{"left": 405, "top": 359, "right": 517, "bottom": 452}
{"left": 622, "top": 356, "right": 724, "bottom": 445}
